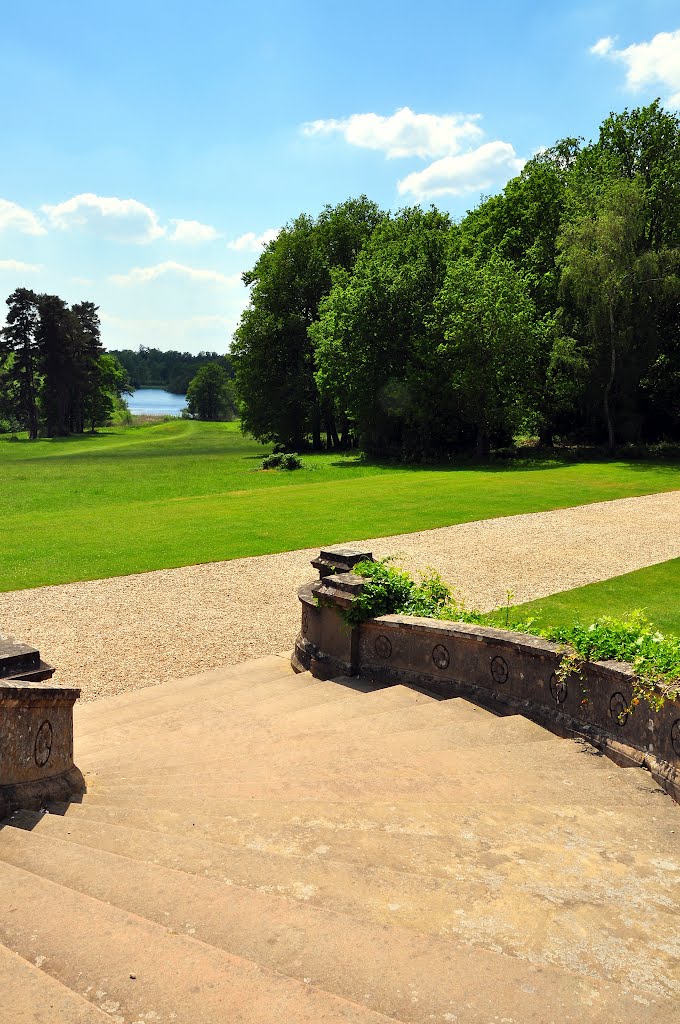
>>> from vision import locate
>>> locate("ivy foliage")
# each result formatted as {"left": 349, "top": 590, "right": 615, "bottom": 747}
{"left": 527, "top": 612, "right": 680, "bottom": 711}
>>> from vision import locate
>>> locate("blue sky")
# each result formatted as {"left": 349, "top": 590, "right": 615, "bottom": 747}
{"left": 1, "top": 1, "right": 679, "bottom": 355}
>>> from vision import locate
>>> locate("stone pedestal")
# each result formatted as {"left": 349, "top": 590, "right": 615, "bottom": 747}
{"left": 293, "top": 572, "right": 366, "bottom": 678}
{"left": 0, "top": 634, "right": 83, "bottom": 821}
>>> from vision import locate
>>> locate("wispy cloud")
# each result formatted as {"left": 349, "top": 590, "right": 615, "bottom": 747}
{"left": 169, "top": 219, "right": 221, "bottom": 243}
{"left": 397, "top": 141, "right": 525, "bottom": 199}
{"left": 302, "top": 106, "right": 483, "bottom": 159}
{"left": 110, "top": 261, "right": 242, "bottom": 286}
{"left": 227, "top": 228, "right": 280, "bottom": 252}
{"left": 0, "top": 199, "right": 46, "bottom": 236}
{"left": 43, "top": 193, "right": 165, "bottom": 243}
{"left": 591, "top": 29, "right": 680, "bottom": 107}
{"left": 0, "top": 258, "right": 42, "bottom": 273}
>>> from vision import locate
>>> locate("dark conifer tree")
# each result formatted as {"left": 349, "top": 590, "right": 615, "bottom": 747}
{"left": 0, "top": 288, "right": 40, "bottom": 439}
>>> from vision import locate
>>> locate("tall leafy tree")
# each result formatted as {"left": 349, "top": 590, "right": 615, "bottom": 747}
{"left": 83, "top": 354, "right": 133, "bottom": 432}
{"left": 232, "top": 196, "right": 382, "bottom": 449}
{"left": 311, "top": 207, "right": 453, "bottom": 455}
{"left": 431, "top": 253, "right": 542, "bottom": 455}
{"left": 186, "top": 362, "right": 235, "bottom": 421}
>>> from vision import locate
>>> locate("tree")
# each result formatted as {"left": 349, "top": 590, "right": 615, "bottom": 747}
{"left": 559, "top": 179, "right": 648, "bottom": 451}
{"left": 431, "top": 253, "right": 542, "bottom": 455}
{"left": 232, "top": 196, "right": 383, "bottom": 450}
{"left": 186, "top": 362, "right": 235, "bottom": 420}
{"left": 36, "top": 294, "right": 80, "bottom": 436}
{"left": 83, "top": 354, "right": 133, "bottom": 432}
{"left": 311, "top": 207, "right": 453, "bottom": 455}
{"left": 0, "top": 288, "right": 40, "bottom": 438}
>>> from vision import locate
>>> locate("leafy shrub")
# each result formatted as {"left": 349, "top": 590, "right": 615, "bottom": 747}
{"left": 345, "top": 559, "right": 485, "bottom": 627}
{"left": 261, "top": 451, "right": 303, "bottom": 470}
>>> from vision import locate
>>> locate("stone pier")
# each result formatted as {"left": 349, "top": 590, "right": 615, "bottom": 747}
{"left": 0, "top": 634, "right": 83, "bottom": 820}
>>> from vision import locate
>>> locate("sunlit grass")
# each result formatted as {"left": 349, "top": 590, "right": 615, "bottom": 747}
{"left": 1, "top": 420, "right": 678, "bottom": 592}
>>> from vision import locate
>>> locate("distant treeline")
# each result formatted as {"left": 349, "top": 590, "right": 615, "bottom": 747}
{"left": 233, "top": 101, "right": 680, "bottom": 457}
{"left": 109, "top": 346, "right": 233, "bottom": 395}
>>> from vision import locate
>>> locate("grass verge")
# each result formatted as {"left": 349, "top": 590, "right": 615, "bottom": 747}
{"left": 502, "top": 558, "right": 680, "bottom": 637}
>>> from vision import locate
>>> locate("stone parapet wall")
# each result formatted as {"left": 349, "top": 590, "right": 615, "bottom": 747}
{"left": 293, "top": 555, "right": 680, "bottom": 805}
{"left": 0, "top": 638, "right": 84, "bottom": 820}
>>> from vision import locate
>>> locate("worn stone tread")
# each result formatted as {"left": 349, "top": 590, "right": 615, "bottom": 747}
{"left": 0, "top": 859, "right": 406, "bottom": 1024}
{"left": 0, "top": 823, "right": 668, "bottom": 1024}
{"left": 0, "top": 943, "right": 114, "bottom": 1024}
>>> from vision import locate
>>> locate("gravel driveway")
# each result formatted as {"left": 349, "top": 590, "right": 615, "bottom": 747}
{"left": 1, "top": 490, "right": 678, "bottom": 701}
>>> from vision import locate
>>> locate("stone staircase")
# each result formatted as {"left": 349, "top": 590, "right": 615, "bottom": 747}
{"left": 1, "top": 653, "right": 679, "bottom": 1023}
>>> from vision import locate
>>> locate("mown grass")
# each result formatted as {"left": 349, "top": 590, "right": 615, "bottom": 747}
{"left": 502, "top": 558, "right": 680, "bottom": 637}
{"left": 1, "top": 419, "right": 678, "bottom": 592}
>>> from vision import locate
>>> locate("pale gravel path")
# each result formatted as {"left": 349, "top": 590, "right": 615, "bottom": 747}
{"left": 1, "top": 491, "right": 679, "bottom": 701}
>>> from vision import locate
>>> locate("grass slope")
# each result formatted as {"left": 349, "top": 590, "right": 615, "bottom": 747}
{"left": 1, "top": 420, "right": 679, "bottom": 592}
{"left": 505, "top": 558, "right": 680, "bottom": 637}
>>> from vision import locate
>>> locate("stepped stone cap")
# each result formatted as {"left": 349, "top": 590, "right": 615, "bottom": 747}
{"left": 311, "top": 547, "right": 374, "bottom": 579}
{"left": 0, "top": 634, "right": 54, "bottom": 682}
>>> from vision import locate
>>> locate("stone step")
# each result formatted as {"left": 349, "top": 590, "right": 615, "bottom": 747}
{"left": 82, "top": 734, "right": 568, "bottom": 799}
{"left": 77, "top": 710, "right": 593, "bottom": 791}
{"left": 251, "top": 692, "right": 502, "bottom": 748}
{"left": 77, "top": 683, "right": 445, "bottom": 771}
{"left": 17, "top": 798, "right": 680, "bottom": 931}
{"left": 380, "top": 710, "right": 552, "bottom": 752}
{"left": 75, "top": 654, "right": 299, "bottom": 736}
{"left": 0, "top": 942, "right": 113, "bottom": 1023}
{"left": 0, "top": 858, "right": 405, "bottom": 1024}
{"left": 76, "top": 673, "right": 364, "bottom": 760}
{"left": 0, "top": 820, "right": 667, "bottom": 1024}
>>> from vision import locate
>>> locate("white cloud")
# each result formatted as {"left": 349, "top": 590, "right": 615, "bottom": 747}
{"left": 227, "top": 228, "right": 280, "bottom": 251}
{"left": 0, "top": 199, "right": 46, "bottom": 236}
{"left": 110, "top": 261, "right": 242, "bottom": 287}
{"left": 591, "top": 29, "right": 680, "bottom": 107}
{"left": 397, "top": 141, "right": 525, "bottom": 199}
{"left": 302, "top": 106, "right": 483, "bottom": 159}
{"left": 0, "top": 258, "right": 42, "bottom": 273}
{"left": 169, "top": 219, "right": 221, "bottom": 243}
{"left": 43, "top": 193, "right": 165, "bottom": 243}
{"left": 590, "top": 36, "right": 615, "bottom": 57}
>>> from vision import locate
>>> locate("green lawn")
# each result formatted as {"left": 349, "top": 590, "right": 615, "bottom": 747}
{"left": 502, "top": 558, "right": 680, "bottom": 637}
{"left": 1, "top": 419, "right": 678, "bottom": 592}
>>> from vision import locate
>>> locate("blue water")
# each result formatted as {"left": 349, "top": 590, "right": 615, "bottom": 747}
{"left": 127, "top": 388, "right": 187, "bottom": 416}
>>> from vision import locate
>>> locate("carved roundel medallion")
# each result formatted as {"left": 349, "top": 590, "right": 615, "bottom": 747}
{"left": 34, "top": 720, "right": 53, "bottom": 768}
{"left": 301, "top": 607, "right": 309, "bottom": 633}
{"left": 490, "top": 655, "right": 509, "bottom": 685}
{"left": 671, "top": 720, "right": 680, "bottom": 758}
{"left": 374, "top": 634, "right": 392, "bottom": 659}
{"left": 549, "top": 672, "right": 568, "bottom": 705}
{"left": 609, "top": 692, "right": 629, "bottom": 728}
{"left": 432, "top": 644, "right": 450, "bottom": 670}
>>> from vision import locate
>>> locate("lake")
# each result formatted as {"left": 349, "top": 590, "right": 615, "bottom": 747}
{"left": 127, "top": 388, "right": 187, "bottom": 416}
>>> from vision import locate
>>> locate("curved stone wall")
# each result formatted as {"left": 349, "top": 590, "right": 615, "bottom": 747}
{"left": 293, "top": 559, "right": 680, "bottom": 805}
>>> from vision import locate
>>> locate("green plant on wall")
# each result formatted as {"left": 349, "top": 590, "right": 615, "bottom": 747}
{"left": 345, "top": 559, "right": 680, "bottom": 714}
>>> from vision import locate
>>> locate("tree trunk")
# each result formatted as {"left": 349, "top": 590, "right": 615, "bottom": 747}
{"left": 475, "top": 422, "right": 490, "bottom": 458}
{"left": 604, "top": 303, "right": 617, "bottom": 454}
